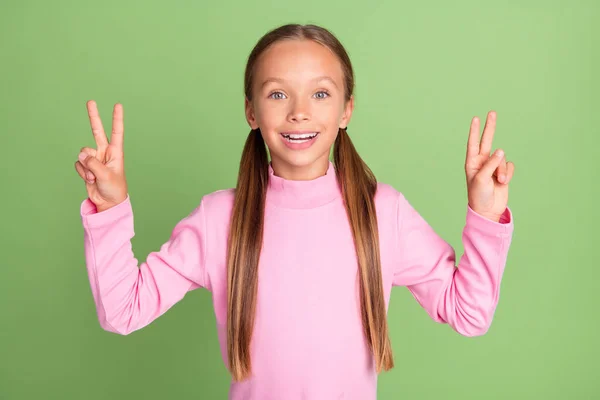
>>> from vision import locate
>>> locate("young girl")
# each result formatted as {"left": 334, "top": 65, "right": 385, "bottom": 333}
{"left": 75, "top": 24, "right": 515, "bottom": 400}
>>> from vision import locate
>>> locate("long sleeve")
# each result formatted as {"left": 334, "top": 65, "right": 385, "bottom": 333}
{"left": 80, "top": 194, "right": 209, "bottom": 335}
{"left": 392, "top": 192, "right": 514, "bottom": 337}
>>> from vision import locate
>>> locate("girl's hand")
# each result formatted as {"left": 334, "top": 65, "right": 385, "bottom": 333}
{"left": 74, "top": 101, "right": 128, "bottom": 213}
{"left": 465, "top": 111, "right": 515, "bottom": 222}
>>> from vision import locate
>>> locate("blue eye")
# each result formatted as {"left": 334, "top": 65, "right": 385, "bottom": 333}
{"left": 269, "top": 91, "right": 286, "bottom": 100}
{"left": 268, "top": 91, "right": 330, "bottom": 100}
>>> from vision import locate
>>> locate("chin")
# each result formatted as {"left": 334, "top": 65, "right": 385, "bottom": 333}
{"left": 269, "top": 148, "right": 331, "bottom": 170}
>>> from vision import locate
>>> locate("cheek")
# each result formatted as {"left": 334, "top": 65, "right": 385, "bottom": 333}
{"left": 255, "top": 104, "right": 282, "bottom": 126}
{"left": 320, "top": 103, "right": 346, "bottom": 126}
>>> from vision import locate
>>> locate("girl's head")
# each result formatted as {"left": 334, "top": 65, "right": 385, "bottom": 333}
{"left": 227, "top": 24, "right": 394, "bottom": 382}
{"left": 243, "top": 24, "right": 355, "bottom": 178}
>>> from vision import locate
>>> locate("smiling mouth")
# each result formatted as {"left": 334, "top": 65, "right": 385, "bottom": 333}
{"left": 280, "top": 132, "right": 320, "bottom": 142}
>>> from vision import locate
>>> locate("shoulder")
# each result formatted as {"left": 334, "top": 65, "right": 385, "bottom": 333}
{"left": 177, "top": 188, "right": 236, "bottom": 227}
{"left": 190, "top": 188, "right": 236, "bottom": 253}
{"left": 199, "top": 187, "right": 236, "bottom": 217}
{"left": 374, "top": 181, "right": 420, "bottom": 222}
{"left": 201, "top": 187, "right": 235, "bottom": 206}
{"left": 373, "top": 182, "right": 404, "bottom": 222}
{"left": 375, "top": 182, "right": 404, "bottom": 207}
{"left": 376, "top": 181, "right": 415, "bottom": 206}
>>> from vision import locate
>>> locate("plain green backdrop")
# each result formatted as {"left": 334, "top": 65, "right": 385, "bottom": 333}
{"left": 1, "top": 0, "right": 598, "bottom": 399}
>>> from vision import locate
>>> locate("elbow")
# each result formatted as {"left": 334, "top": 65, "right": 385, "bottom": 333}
{"left": 457, "top": 324, "right": 490, "bottom": 337}
{"left": 94, "top": 300, "right": 141, "bottom": 336}
{"left": 99, "top": 322, "right": 127, "bottom": 336}
{"left": 450, "top": 308, "right": 494, "bottom": 337}
{"left": 455, "top": 316, "right": 493, "bottom": 337}
{"left": 98, "top": 317, "right": 134, "bottom": 336}
{"left": 449, "top": 299, "right": 497, "bottom": 337}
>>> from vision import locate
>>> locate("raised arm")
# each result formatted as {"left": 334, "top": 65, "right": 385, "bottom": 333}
{"left": 391, "top": 110, "right": 516, "bottom": 336}
{"left": 392, "top": 191, "right": 513, "bottom": 336}
{"left": 80, "top": 194, "right": 209, "bottom": 335}
{"left": 75, "top": 100, "right": 209, "bottom": 335}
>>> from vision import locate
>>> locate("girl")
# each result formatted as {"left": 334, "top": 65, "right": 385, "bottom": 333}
{"left": 75, "top": 24, "right": 515, "bottom": 400}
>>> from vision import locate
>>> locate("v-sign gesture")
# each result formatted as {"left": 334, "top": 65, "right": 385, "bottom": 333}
{"left": 465, "top": 111, "right": 515, "bottom": 222}
{"left": 74, "top": 101, "right": 129, "bottom": 213}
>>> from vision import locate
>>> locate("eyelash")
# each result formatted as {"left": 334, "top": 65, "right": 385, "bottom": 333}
{"left": 268, "top": 90, "right": 330, "bottom": 100}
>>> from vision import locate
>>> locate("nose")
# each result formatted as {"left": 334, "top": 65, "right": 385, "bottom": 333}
{"left": 287, "top": 99, "right": 310, "bottom": 123}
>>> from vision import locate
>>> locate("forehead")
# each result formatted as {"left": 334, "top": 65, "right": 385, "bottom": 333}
{"left": 254, "top": 39, "right": 344, "bottom": 85}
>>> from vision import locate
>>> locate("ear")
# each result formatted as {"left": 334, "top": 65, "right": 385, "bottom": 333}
{"left": 339, "top": 95, "right": 355, "bottom": 129}
{"left": 245, "top": 97, "right": 259, "bottom": 130}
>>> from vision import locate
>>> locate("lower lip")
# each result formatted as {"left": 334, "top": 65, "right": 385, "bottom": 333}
{"left": 280, "top": 133, "right": 320, "bottom": 150}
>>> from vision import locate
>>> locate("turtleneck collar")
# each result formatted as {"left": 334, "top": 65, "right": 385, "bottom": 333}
{"left": 266, "top": 160, "right": 342, "bottom": 209}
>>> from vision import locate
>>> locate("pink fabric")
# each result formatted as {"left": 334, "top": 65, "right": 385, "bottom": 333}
{"left": 80, "top": 160, "right": 514, "bottom": 399}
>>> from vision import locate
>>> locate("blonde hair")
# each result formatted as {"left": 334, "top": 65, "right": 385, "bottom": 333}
{"left": 226, "top": 23, "right": 394, "bottom": 381}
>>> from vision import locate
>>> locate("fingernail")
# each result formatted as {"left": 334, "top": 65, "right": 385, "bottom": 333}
{"left": 499, "top": 174, "right": 506, "bottom": 182}
{"left": 496, "top": 149, "right": 504, "bottom": 157}
{"left": 86, "top": 172, "right": 94, "bottom": 180}
{"left": 78, "top": 152, "right": 87, "bottom": 163}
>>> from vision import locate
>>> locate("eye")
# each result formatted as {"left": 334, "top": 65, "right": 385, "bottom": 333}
{"left": 314, "top": 91, "right": 330, "bottom": 100}
{"left": 268, "top": 91, "right": 287, "bottom": 100}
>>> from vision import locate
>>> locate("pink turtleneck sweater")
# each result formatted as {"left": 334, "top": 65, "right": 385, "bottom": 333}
{"left": 79, "top": 160, "right": 514, "bottom": 400}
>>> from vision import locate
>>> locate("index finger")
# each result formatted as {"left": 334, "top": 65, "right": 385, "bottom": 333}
{"left": 86, "top": 100, "right": 109, "bottom": 149}
{"left": 479, "top": 110, "right": 497, "bottom": 156}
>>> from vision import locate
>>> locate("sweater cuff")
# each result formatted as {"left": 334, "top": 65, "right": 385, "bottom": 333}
{"left": 80, "top": 194, "right": 133, "bottom": 228}
{"left": 466, "top": 203, "right": 513, "bottom": 236}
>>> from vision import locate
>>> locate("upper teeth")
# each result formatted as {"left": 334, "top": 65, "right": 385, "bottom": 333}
{"left": 283, "top": 132, "right": 318, "bottom": 139}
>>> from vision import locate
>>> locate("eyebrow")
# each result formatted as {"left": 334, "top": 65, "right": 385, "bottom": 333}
{"left": 259, "top": 75, "right": 339, "bottom": 90}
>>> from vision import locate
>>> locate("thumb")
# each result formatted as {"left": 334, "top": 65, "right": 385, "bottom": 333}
{"left": 78, "top": 153, "right": 108, "bottom": 180}
{"left": 479, "top": 149, "right": 504, "bottom": 179}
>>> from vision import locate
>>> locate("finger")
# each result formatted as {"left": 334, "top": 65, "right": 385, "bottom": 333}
{"left": 79, "top": 148, "right": 98, "bottom": 180}
{"left": 504, "top": 161, "right": 515, "bottom": 184}
{"left": 78, "top": 151, "right": 107, "bottom": 180}
{"left": 479, "top": 110, "right": 497, "bottom": 156}
{"left": 111, "top": 103, "right": 124, "bottom": 150}
{"left": 79, "top": 146, "right": 97, "bottom": 158}
{"left": 75, "top": 160, "right": 86, "bottom": 180}
{"left": 77, "top": 151, "right": 97, "bottom": 180}
{"left": 86, "top": 100, "right": 109, "bottom": 150}
{"left": 478, "top": 148, "right": 504, "bottom": 179}
{"left": 496, "top": 154, "right": 508, "bottom": 183}
{"left": 75, "top": 161, "right": 95, "bottom": 183}
{"left": 466, "top": 116, "right": 480, "bottom": 164}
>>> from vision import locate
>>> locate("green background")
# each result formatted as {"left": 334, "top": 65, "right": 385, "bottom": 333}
{"left": 1, "top": 0, "right": 598, "bottom": 398}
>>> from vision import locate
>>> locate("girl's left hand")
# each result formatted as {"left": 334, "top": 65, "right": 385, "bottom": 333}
{"left": 465, "top": 111, "right": 515, "bottom": 222}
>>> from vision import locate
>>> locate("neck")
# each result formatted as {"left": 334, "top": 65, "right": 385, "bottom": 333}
{"left": 269, "top": 155, "right": 331, "bottom": 181}
{"left": 266, "top": 158, "right": 341, "bottom": 209}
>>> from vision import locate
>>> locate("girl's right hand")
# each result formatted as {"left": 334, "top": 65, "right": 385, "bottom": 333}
{"left": 75, "top": 100, "right": 129, "bottom": 213}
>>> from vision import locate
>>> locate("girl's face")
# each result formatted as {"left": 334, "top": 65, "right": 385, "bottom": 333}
{"left": 245, "top": 39, "right": 354, "bottom": 180}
